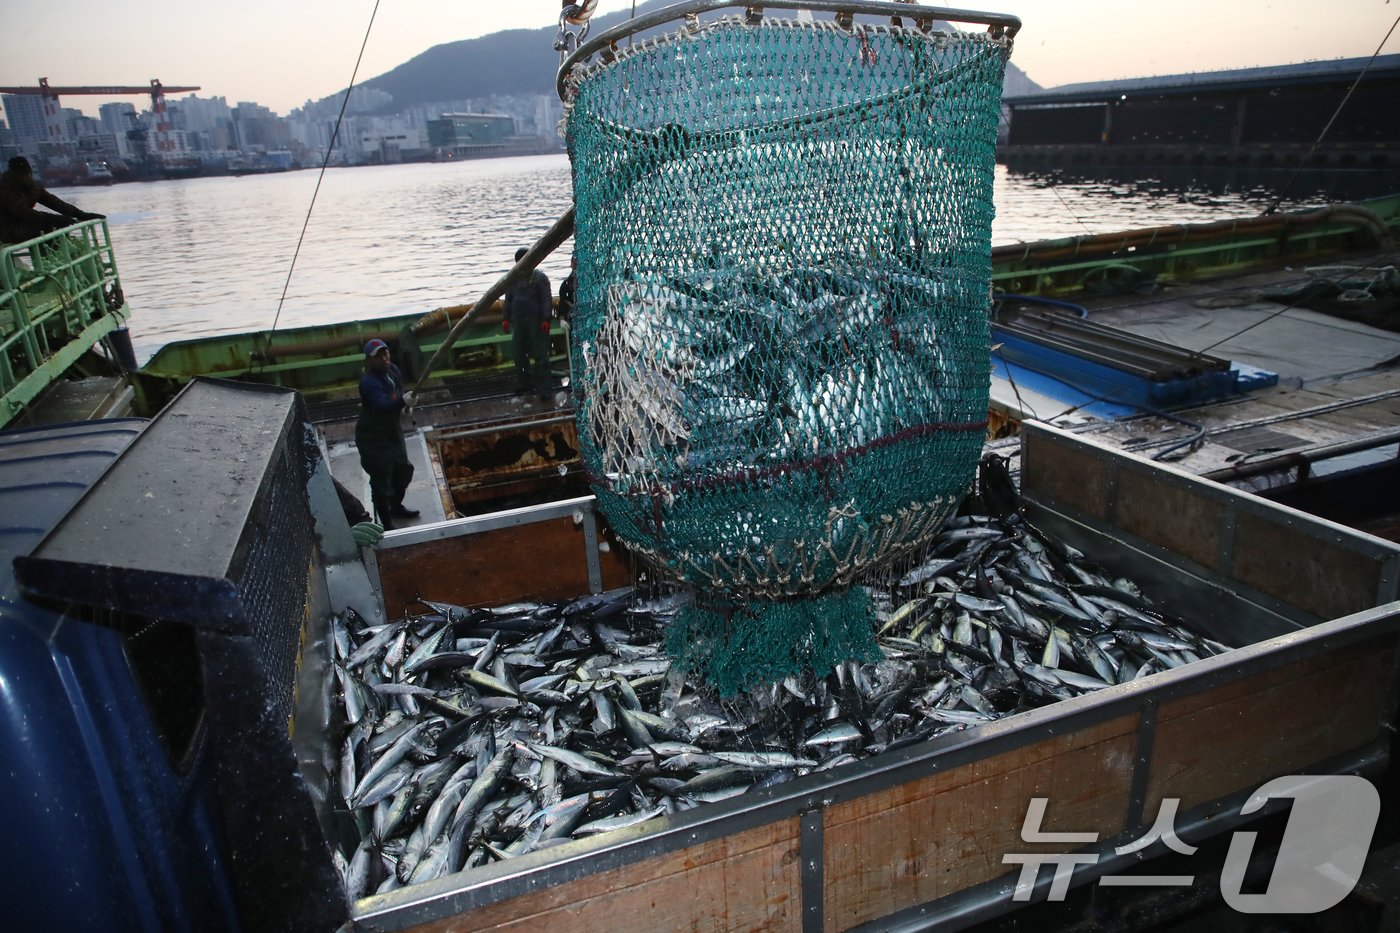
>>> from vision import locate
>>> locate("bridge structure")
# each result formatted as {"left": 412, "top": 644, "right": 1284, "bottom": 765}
{"left": 999, "top": 54, "right": 1400, "bottom": 174}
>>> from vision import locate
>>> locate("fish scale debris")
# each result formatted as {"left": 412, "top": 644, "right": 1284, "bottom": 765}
{"left": 328, "top": 513, "right": 1226, "bottom": 898}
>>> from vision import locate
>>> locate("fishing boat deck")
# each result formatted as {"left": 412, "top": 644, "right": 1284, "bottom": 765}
{"left": 296, "top": 233, "right": 1400, "bottom": 535}
{"left": 1075, "top": 368, "right": 1400, "bottom": 473}
{"left": 991, "top": 245, "right": 1400, "bottom": 538}
{"left": 322, "top": 379, "right": 575, "bottom": 527}
{"left": 16, "top": 374, "right": 133, "bottom": 426}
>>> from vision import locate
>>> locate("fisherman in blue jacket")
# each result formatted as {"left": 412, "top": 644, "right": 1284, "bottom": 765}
{"left": 502, "top": 247, "right": 553, "bottom": 394}
{"left": 356, "top": 338, "right": 419, "bottom": 529}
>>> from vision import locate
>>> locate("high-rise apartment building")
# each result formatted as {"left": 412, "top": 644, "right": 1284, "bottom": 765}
{"left": 231, "top": 102, "right": 291, "bottom": 151}
{"left": 2, "top": 94, "right": 47, "bottom": 154}
{"left": 174, "top": 95, "right": 232, "bottom": 134}
{"left": 99, "top": 103, "right": 137, "bottom": 157}
{"left": 60, "top": 108, "right": 101, "bottom": 139}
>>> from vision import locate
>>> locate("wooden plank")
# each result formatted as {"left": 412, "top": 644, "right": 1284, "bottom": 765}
{"left": 376, "top": 517, "right": 634, "bottom": 618}
{"left": 823, "top": 715, "right": 1137, "bottom": 931}
{"left": 425, "top": 441, "right": 458, "bottom": 520}
{"left": 1146, "top": 640, "right": 1396, "bottom": 814}
{"left": 399, "top": 820, "right": 802, "bottom": 933}
{"left": 1115, "top": 466, "right": 1220, "bottom": 569}
{"left": 1231, "top": 510, "right": 1381, "bottom": 619}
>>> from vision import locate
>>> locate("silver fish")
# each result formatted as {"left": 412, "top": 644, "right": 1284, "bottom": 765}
{"left": 575, "top": 805, "right": 668, "bottom": 837}
{"left": 352, "top": 721, "right": 429, "bottom": 806}
{"left": 346, "top": 619, "right": 409, "bottom": 670}
{"left": 524, "top": 741, "right": 619, "bottom": 779}
{"left": 710, "top": 751, "right": 816, "bottom": 770}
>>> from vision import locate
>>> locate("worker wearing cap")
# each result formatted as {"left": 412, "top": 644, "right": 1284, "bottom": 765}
{"left": 356, "top": 339, "right": 419, "bottom": 530}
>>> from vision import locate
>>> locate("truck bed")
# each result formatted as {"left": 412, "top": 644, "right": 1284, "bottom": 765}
{"left": 345, "top": 420, "right": 1400, "bottom": 932}
{"left": 11, "top": 381, "right": 1393, "bottom": 931}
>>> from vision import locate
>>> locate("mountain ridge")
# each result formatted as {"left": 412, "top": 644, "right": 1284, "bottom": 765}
{"left": 318, "top": 2, "right": 1041, "bottom": 115}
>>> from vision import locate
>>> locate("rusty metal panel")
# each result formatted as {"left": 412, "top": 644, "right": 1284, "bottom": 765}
{"left": 375, "top": 515, "right": 632, "bottom": 616}
{"left": 822, "top": 715, "right": 1136, "bottom": 931}
{"left": 1116, "top": 466, "right": 1221, "bottom": 569}
{"left": 398, "top": 820, "right": 803, "bottom": 933}
{"left": 1147, "top": 639, "right": 1396, "bottom": 814}
{"left": 1021, "top": 429, "right": 1111, "bottom": 521}
{"left": 1231, "top": 509, "right": 1384, "bottom": 620}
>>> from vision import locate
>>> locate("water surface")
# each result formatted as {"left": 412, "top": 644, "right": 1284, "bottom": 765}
{"left": 62, "top": 155, "right": 1352, "bottom": 362}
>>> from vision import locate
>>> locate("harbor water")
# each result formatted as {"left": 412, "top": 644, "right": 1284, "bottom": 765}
{"left": 55, "top": 153, "right": 1367, "bottom": 363}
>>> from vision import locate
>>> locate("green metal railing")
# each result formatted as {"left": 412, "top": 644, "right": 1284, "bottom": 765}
{"left": 0, "top": 219, "right": 129, "bottom": 424}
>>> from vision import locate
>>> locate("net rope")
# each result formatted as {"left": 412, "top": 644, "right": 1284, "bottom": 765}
{"left": 564, "top": 14, "right": 1011, "bottom": 693}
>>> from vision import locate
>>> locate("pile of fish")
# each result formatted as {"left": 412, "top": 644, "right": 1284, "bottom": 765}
{"left": 329, "top": 511, "right": 1228, "bottom": 899}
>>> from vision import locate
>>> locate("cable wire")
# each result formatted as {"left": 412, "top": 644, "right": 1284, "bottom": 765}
{"left": 1264, "top": 11, "right": 1400, "bottom": 215}
{"left": 1049, "top": 178, "right": 1096, "bottom": 237}
{"left": 260, "top": 0, "right": 382, "bottom": 362}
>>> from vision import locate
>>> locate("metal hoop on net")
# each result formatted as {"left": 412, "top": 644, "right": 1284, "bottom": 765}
{"left": 557, "top": 0, "right": 1019, "bottom": 99}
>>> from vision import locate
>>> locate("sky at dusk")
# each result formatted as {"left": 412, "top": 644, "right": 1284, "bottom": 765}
{"left": 2, "top": 1, "right": 1397, "bottom": 118}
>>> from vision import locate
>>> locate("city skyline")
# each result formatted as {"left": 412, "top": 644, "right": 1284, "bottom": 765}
{"left": 3, "top": 0, "right": 1397, "bottom": 119}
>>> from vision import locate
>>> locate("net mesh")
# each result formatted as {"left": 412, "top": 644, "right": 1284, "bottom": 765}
{"left": 564, "top": 15, "right": 1010, "bottom": 693}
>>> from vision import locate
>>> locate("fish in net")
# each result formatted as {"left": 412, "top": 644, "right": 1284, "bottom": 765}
{"left": 564, "top": 11, "right": 1014, "bottom": 694}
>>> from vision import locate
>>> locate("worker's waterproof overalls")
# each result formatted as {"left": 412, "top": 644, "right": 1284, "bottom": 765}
{"left": 356, "top": 364, "right": 414, "bottom": 527}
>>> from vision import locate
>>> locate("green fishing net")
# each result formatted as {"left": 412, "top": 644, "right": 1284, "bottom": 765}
{"left": 564, "top": 14, "right": 1011, "bottom": 693}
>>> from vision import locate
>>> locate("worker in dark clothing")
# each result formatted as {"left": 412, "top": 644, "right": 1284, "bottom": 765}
{"left": 557, "top": 253, "right": 578, "bottom": 386}
{"left": 356, "top": 338, "right": 419, "bottom": 530}
{"left": 557, "top": 253, "right": 577, "bottom": 322}
{"left": 502, "top": 247, "right": 552, "bottom": 394}
{"left": 0, "top": 156, "right": 104, "bottom": 243}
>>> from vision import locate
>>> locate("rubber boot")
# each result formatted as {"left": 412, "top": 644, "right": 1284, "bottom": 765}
{"left": 374, "top": 497, "right": 397, "bottom": 531}
{"left": 391, "top": 498, "right": 419, "bottom": 519}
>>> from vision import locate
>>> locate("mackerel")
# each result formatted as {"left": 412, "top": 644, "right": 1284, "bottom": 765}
{"left": 352, "top": 721, "right": 429, "bottom": 806}
{"left": 710, "top": 751, "right": 816, "bottom": 770}
{"left": 575, "top": 805, "right": 668, "bottom": 837}
{"left": 444, "top": 757, "right": 514, "bottom": 871}
{"left": 524, "top": 741, "right": 619, "bottom": 779}
{"left": 346, "top": 619, "right": 409, "bottom": 670}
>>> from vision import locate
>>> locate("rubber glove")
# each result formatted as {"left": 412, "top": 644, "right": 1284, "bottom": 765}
{"left": 80, "top": 212, "right": 106, "bottom": 221}
{"left": 501, "top": 319, "right": 511, "bottom": 333}
{"left": 402, "top": 390, "right": 416, "bottom": 414}
{"left": 351, "top": 522, "right": 384, "bottom": 547}
{"left": 539, "top": 319, "right": 550, "bottom": 334}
